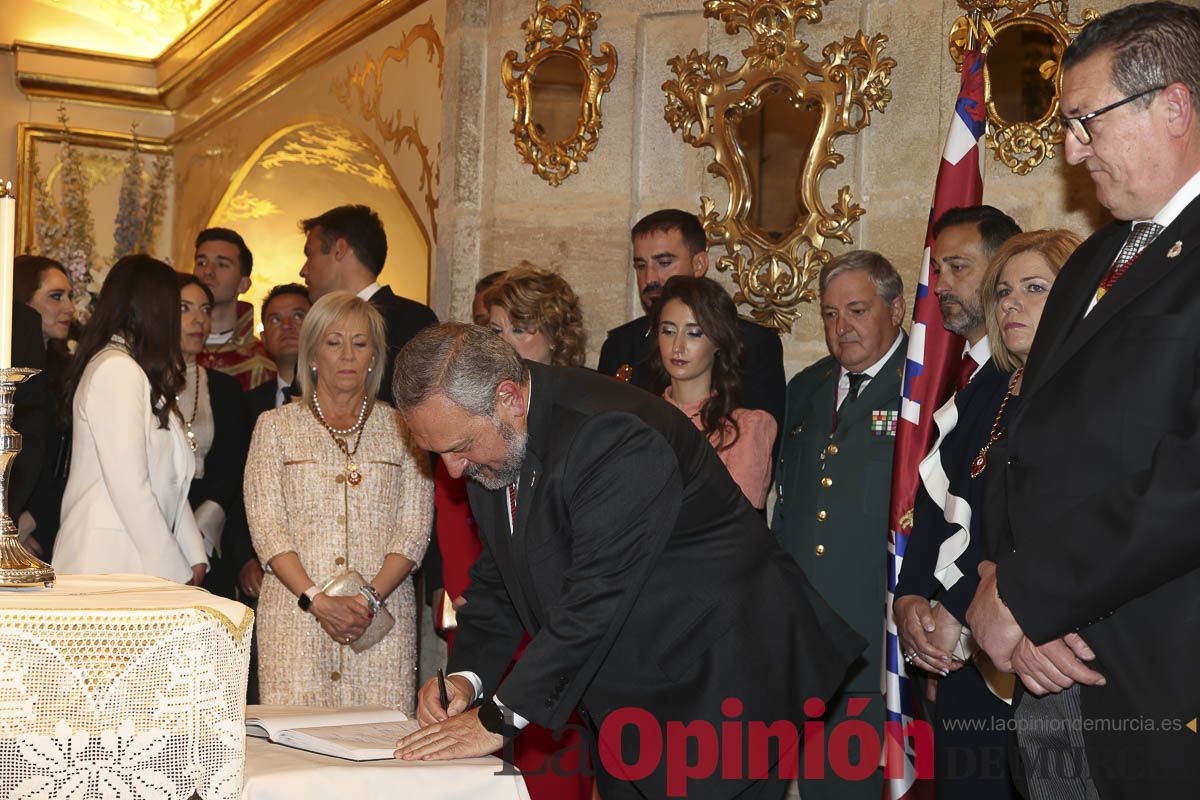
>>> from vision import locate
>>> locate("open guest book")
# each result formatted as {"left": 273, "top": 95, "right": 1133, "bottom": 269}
{"left": 245, "top": 705, "right": 421, "bottom": 761}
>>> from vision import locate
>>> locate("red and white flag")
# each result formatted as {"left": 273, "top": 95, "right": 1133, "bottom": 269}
{"left": 883, "top": 47, "right": 986, "bottom": 800}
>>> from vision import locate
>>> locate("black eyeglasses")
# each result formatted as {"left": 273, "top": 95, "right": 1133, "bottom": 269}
{"left": 1061, "top": 86, "right": 1166, "bottom": 145}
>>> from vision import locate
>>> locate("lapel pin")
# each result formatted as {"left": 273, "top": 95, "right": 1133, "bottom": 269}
{"left": 1167, "top": 240, "right": 1183, "bottom": 258}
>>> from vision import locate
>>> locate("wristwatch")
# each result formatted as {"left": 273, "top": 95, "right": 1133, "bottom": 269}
{"left": 477, "top": 697, "right": 523, "bottom": 738}
{"left": 297, "top": 584, "right": 321, "bottom": 612}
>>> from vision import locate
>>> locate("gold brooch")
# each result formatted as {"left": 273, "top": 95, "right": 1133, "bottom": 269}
{"left": 1167, "top": 240, "right": 1183, "bottom": 258}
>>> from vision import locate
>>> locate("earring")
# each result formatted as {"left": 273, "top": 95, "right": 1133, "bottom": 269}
{"left": 368, "top": 365, "right": 374, "bottom": 373}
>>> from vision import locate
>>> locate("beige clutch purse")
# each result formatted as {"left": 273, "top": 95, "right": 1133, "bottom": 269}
{"left": 321, "top": 570, "right": 395, "bottom": 654}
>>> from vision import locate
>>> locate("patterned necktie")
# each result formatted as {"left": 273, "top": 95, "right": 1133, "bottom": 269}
{"left": 955, "top": 353, "right": 977, "bottom": 392}
{"left": 507, "top": 483, "right": 518, "bottom": 534}
{"left": 1095, "top": 221, "right": 1164, "bottom": 302}
{"left": 846, "top": 372, "right": 869, "bottom": 402}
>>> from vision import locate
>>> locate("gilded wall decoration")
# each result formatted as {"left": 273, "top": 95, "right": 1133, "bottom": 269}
{"left": 663, "top": 0, "right": 894, "bottom": 332}
{"left": 951, "top": 1, "right": 1097, "bottom": 175}
{"left": 258, "top": 123, "right": 394, "bottom": 190}
{"left": 223, "top": 191, "right": 281, "bottom": 222}
{"left": 334, "top": 17, "right": 444, "bottom": 238}
{"left": 501, "top": 0, "right": 618, "bottom": 187}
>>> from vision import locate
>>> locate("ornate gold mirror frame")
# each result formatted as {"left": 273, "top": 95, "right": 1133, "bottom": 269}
{"left": 663, "top": 0, "right": 895, "bottom": 332}
{"left": 951, "top": 1, "right": 1096, "bottom": 175}
{"left": 501, "top": 0, "right": 617, "bottom": 187}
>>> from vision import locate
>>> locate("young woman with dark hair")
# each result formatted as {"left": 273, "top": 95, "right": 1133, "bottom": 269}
{"left": 649, "top": 276, "right": 777, "bottom": 508}
{"left": 53, "top": 255, "right": 208, "bottom": 584}
{"left": 177, "top": 273, "right": 253, "bottom": 600}
{"left": 12, "top": 256, "right": 74, "bottom": 556}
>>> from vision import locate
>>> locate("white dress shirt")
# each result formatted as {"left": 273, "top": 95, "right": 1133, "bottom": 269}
{"left": 835, "top": 332, "right": 904, "bottom": 409}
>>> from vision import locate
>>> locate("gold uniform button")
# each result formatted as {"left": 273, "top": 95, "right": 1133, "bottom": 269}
{"left": 817, "top": 510, "right": 828, "bottom": 521}
{"left": 330, "top": 671, "right": 341, "bottom": 681}
{"left": 821, "top": 476, "right": 833, "bottom": 488}
{"left": 335, "top": 474, "right": 346, "bottom": 484}
{"left": 335, "top": 557, "right": 345, "bottom": 566}
{"left": 336, "top": 514, "right": 346, "bottom": 524}
{"left": 815, "top": 544, "right": 826, "bottom": 556}
{"left": 826, "top": 444, "right": 839, "bottom": 456}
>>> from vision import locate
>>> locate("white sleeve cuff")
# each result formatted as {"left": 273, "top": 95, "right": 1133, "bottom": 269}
{"left": 493, "top": 695, "right": 531, "bottom": 730}
{"left": 450, "top": 671, "right": 483, "bottom": 704}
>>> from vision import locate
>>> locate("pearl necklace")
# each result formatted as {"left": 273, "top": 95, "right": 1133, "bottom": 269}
{"left": 311, "top": 391, "right": 369, "bottom": 436}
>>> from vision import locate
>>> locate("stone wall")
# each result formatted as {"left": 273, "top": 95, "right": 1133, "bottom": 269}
{"left": 438, "top": 0, "right": 1129, "bottom": 377}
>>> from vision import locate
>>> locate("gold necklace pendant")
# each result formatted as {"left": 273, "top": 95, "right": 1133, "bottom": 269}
{"left": 969, "top": 448, "right": 987, "bottom": 478}
{"left": 346, "top": 463, "right": 363, "bottom": 486}
{"left": 185, "top": 425, "right": 198, "bottom": 453}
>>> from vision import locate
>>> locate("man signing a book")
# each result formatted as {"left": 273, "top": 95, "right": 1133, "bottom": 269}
{"left": 391, "top": 324, "right": 864, "bottom": 799}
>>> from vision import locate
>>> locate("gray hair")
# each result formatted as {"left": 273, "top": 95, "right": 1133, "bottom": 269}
{"left": 819, "top": 250, "right": 904, "bottom": 303}
{"left": 296, "top": 292, "right": 387, "bottom": 403}
{"left": 392, "top": 322, "right": 527, "bottom": 417}
{"left": 1062, "top": 2, "right": 1200, "bottom": 110}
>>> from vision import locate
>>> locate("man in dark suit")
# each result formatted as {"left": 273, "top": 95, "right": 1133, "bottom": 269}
{"left": 299, "top": 204, "right": 437, "bottom": 406}
{"left": 773, "top": 251, "right": 905, "bottom": 800}
{"left": 893, "top": 205, "right": 1021, "bottom": 799}
{"left": 246, "top": 283, "right": 310, "bottom": 420}
{"left": 11, "top": 302, "right": 47, "bottom": 522}
{"left": 392, "top": 324, "right": 865, "bottom": 799}
{"left": 967, "top": 5, "right": 1200, "bottom": 798}
{"left": 597, "top": 209, "right": 785, "bottom": 437}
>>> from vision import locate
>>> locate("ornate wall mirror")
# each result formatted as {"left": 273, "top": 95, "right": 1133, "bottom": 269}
{"left": 951, "top": 0, "right": 1097, "bottom": 175}
{"left": 502, "top": 0, "right": 617, "bottom": 187}
{"left": 664, "top": 0, "right": 895, "bottom": 332}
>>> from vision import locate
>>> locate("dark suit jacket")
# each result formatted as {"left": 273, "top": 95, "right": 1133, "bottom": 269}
{"left": 368, "top": 285, "right": 437, "bottom": 406}
{"left": 11, "top": 303, "right": 47, "bottom": 520}
{"left": 996, "top": 196, "right": 1200, "bottom": 797}
{"left": 245, "top": 378, "right": 279, "bottom": 422}
{"left": 596, "top": 314, "right": 786, "bottom": 436}
{"left": 772, "top": 334, "right": 906, "bottom": 694}
{"left": 192, "top": 369, "right": 253, "bottom": 598}
{"left": 448, "top": 362, "right": 865, "bottom": 797}
{"left": 24, "top": 348, "right": 71, "bottom": 554}
{"left": 895, "top": 360, "right": 1009, "bottom": 622}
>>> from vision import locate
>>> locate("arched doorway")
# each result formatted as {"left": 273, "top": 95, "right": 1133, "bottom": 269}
{"left": 207, "top": 120, "right": 430, "bottom": 318}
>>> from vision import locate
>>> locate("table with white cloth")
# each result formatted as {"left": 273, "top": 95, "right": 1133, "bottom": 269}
{"left": 0, "top": 574, "right": 253, "bottom": 800}
{"left": 242, "top": 735, "right": 531, "bottom": 800}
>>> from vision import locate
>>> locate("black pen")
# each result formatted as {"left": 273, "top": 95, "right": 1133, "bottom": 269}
{"left": 437, "top": 668, "right": 449, "bottom": 710}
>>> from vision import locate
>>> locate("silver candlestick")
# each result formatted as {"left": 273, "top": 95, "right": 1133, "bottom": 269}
{"left": 0, "top": 367, "right": 55, "bottom": 587}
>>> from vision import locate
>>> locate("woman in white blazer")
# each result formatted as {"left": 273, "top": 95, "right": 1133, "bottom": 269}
{"left": 54, "top": 256, "right": 208, "bottom": 584}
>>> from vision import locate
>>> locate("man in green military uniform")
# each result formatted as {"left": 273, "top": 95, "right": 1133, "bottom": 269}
{"left": 773, "top": 250, "right": 906, "bottom": 797}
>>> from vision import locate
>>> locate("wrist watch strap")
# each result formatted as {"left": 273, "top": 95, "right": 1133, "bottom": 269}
{"left": 297, "top": 584, "right": 320, "bottom": 612}
{"left": 477, "top": 697, "right": 522, "bottom": 737}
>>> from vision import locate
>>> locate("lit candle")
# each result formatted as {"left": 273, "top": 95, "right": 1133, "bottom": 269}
{"left": 0, "top": 181, "right": 13, "bottom": 370}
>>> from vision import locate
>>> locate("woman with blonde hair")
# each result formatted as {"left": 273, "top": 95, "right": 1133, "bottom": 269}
{"left": 483, "top": 264, "right": 586, "bottom": 367}
{"left": 245, "top": 291, "right": 433, "bottom": 710}
{"left": 976, "top": 229, "right": 1083, "bottom": 554}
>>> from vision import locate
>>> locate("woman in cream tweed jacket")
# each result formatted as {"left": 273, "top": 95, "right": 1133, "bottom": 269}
{"left": 245, "top": 293, "right": 432, "bottom": 710}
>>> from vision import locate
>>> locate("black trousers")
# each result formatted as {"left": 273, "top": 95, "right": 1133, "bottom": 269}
{"left": 934, "top": 663, "right": 1020, "bottom": 799}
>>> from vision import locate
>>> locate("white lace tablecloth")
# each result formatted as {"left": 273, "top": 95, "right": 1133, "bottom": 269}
{"left": 242, "top": 736, "right": 531, "bottom": 800}
{"left": 0, "top": 574, "right": 254, "bottom": 800}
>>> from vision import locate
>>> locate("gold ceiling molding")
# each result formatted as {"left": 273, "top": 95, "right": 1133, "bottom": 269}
{"left": 12, "top": 0, "right": 425, "bottom": 145}
{"left": 951, "top": 0, "right": 1097, "bottom": 175}
{"left": 663, "top": 0, "right": 894, "bottom": 332}
{"left": 167, "top": 0, "right": 426, "bottom": 145}
{"left": 501, "top": 0, "right": 618, "bottom": 186}
{"left": 333, "top": 16, "right": 444, "bottom": 239}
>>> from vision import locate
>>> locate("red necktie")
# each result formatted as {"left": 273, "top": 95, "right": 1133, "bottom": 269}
{"left": 1095, "top": 221, "right": 1164, "bottom": 302}
{"left": 955, "top": 353, "right": 977, "bottom": 392}
{"left": 507, "top": 484, "right": 518, "bottom": 533}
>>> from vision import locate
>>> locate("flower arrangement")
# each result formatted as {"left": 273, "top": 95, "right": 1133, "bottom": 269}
{"left": 30, "top": 109, "right": 172, "bottom": 324}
